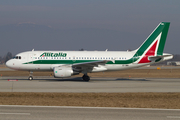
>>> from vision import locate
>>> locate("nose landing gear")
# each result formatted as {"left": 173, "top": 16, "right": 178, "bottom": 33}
{"left": 28, "top": 71, "right": 33, "bottom": 81}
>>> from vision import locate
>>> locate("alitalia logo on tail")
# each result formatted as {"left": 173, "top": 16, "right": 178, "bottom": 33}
{"left": 133, "top": 22, "right": 170, "bottom": 64}
{"left": 40, "top": 52, "right": 67, "bottom": 57}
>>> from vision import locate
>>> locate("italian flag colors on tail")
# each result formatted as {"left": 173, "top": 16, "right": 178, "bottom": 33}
{"left": 134, "top": 22, "right": 170, "bottom": 64}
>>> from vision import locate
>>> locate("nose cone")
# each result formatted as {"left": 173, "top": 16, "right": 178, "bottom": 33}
{"left": 6, "top": 60, "right": 11, "bottom": 68}
{"left": 6, "top": 59, "right": 14, "bottom": 69}
{"left": 6, "top": 59, "right": 21, "bottom": 70}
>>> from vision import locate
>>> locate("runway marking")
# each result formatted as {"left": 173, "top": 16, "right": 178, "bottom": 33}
{"left": 8, "top": 79, "right": 18, "bottom": 81}
{"left": 0, "top": 113, "right": 30, "bottom": 115}
{"left": 1, "top": 105, "right": 180, "bottom": 111}
{"left": 167, "top": 116, "right": 180, "bottom": 119}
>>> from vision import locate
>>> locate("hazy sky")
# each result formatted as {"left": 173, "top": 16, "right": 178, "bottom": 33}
{"left": 0, "top": 0, "right": 180, "bottom": 56}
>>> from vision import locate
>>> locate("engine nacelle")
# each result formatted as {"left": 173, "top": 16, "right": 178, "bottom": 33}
{"left": 54, "top": 67, "right": 73, "bottom": 78}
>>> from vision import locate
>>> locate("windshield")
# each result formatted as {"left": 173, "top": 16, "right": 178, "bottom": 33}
{"left": 13, "top": 56, "right": 21, "bottom": 59}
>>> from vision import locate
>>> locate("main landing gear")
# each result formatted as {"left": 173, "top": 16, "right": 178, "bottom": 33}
{"left": 28, "top": 71, "right": 33, "bottom": 81}
{"left": 82, "top": 74, "right": 90, "bottom": 82}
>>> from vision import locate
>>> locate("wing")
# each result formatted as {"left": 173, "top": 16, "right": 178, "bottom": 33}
{"left": 72, "top": 60, "right": 115, "bottom": 73}
{"left": 73, "top": 60, "right": 114, "bottom": 67}
{"left": 52, "top": 60, "right": 115, "bottom": 73}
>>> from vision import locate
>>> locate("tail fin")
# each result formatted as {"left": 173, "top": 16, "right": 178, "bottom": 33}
{"left": 135, "top": 22, "right": 170, "bottom": 63}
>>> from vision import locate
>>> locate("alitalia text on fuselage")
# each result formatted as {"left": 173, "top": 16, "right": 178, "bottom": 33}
{"left": 40, "top": 52, "right": 67, "bottom": 57}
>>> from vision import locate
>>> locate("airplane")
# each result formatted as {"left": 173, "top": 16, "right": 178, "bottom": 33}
{"left": 6, "top": 22, "right": 173, "bottom": 81}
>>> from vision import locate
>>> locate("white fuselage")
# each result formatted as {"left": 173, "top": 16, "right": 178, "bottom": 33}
{"left": 6, "top": 50, "right": 172, "bottom": 72}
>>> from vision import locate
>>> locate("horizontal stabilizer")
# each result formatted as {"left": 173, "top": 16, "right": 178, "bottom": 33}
{"left": 148, "top": 54, "right": 173, "bottom": 62}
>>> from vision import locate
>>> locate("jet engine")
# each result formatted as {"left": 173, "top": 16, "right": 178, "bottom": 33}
{"left": 54, "top": 66, "right": 73, "bottom": 78}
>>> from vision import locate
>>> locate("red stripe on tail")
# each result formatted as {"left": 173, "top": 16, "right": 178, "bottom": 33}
{"left": 138, "top": 40, "right": 158, "bottom": 63}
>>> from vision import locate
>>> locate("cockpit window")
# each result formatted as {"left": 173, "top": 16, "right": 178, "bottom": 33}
{"left": 14, "top": 56, "right": 21, "bottom": 59}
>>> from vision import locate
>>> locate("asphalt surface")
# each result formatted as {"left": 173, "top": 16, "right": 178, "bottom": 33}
{"left": 1, "top": 67, "right": 180, "bottom": 120}
{"left": 0, "top": 76, "right": 180, "bottom": 92}
{"left": 1, "top": 66, "right": 180, "bottom": 71}
{"left": 0, "top": 105, "right": 180, "bottom": 120}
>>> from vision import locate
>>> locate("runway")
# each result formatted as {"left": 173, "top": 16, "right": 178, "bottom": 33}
{"left": 1, "top": 66, "right": 180, "bottom": 71}
{"left": 0, "top": 76, "right": 180, "bottom": 92}
{"left": 0, "top": 105, "right": 180, "bottom": 120}
{"left": 1, "top": 74, "right": 180, "bottom": 120}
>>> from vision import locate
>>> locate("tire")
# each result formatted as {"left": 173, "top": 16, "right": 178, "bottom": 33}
{"left": 28, "top": 76, "right": 33, "bottom": 81}
{"left": 82, "top": 75, "right": 90, "bottom": 82}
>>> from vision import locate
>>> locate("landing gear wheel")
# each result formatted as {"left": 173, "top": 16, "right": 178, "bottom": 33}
{"left": 82, "top": 74, "right": 90, "bottom": 82}
{"left": 28, "top": 71, "right": 33, "bottom": 81}
{"left": 28, "top": 76, "right": 33, "bottom": 81}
